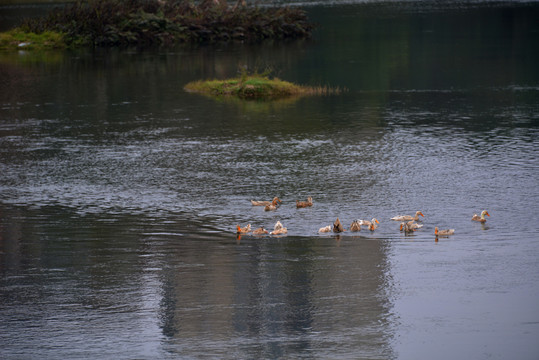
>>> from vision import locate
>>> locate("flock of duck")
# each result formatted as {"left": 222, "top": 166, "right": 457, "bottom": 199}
{"left": 236, "top": 196, "right": 491, "bottom": 239}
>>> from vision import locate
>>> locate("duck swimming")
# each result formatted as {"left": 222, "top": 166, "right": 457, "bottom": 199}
{"left": 400, "top": 221, "right": 421, "bottom": 233}
{"left": 368, "top": 218, "right": 380, "bottom": 230}
{"left": 236, "top": 224, "right": 252, "bottom": 234}
{"left": 264, "top": 197, "right": 281, "bottom": 211}
{"left": 408, "top": 221, "right": 423, "bottom": 231}
{"left": 252, "top": 227, "right": 269, "bottom": 235}
{"left": 435, "top": 227, "right": 455, "bottom": 237}
{"left": 296, "top": 196, "right": 313, "bottom": 208}
{"left": 472, "top": 210, "right": 490, "bottom": 223}
{"left": 350, "top": 220, "right": 362, "bottom": 232}
{"left": 271, "top": 227, "right": 287, "bottom": 235}
{"left": 367, "top": 218, "right": 380, "bottom": 227}
{"left": 356, "top": 218, "right": 379, "bottom": 229}
{"left": 391, "top": 211, "right": 424, "bottom": 222}
{"left": 318, "top": 225, "right": 332, "bottom": 233}
{"left": 333, "top": 218, "right": 345, "bottom": 233}
{"left": 251, "top": 197, "right": 281, "bottom": 206}
{"left": 270, "top": 221, "right": 288, "bottom": 235}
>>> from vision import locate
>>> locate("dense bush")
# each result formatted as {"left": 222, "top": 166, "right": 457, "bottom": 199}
{"left": 18, "top": 0, "right": 315, "bottom": 47}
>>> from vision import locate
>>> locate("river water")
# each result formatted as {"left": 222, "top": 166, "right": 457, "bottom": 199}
{"left": 1, "top": 1, "right": 539, "bottom": 359}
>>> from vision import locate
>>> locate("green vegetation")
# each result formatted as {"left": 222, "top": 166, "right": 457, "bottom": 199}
{"left": 2, "top": 0, "right": 314, "bottom": 50}
{"left": 185, "top": 72, "right": 343, "bottom": 101}
{"left": 0, "top": 29, "right": 65, "bottom": 50}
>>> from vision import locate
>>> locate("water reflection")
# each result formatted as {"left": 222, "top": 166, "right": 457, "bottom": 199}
{"left": 153, "top": 233, "right": 393, "bottom": 358}
{"left": 0, "top": 205, "right": 394, "bottom": 358}
{"left": 1, "top": 1, "right": 539, "bottom": 359}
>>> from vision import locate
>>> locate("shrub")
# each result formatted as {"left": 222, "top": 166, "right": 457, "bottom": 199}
{"left": 15, "top": 0, "right": 314, "bottom": 48}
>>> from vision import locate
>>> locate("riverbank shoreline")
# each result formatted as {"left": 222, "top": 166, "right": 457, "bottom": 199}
{"left": 1, "top": 0, "right": 314, "bottom": 49}
{"left": 0, "top": 0, "right": 73, "bottom": 4}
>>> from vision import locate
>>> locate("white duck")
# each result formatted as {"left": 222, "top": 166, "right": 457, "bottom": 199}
{"left": 270, "top": 221, "right": 288, "bottom": 235}
{"left": 318, "top": 225, "right": 332, "bottom": 233}
{"left": 358, "top": 218, "right": 379, "bottom": 228}
{"left": 391, "top": 211, "right": 424, "bottom": 222}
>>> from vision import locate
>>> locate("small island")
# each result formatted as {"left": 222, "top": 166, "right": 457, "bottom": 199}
{"left": 0, "top": 0, "right": 315, "bottom": 50}
{"left": 185, "top": 72, "right": 342, "bottom": 101}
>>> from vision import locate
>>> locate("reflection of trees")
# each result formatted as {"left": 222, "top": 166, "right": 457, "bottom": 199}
{"left": 0, "top": 206, "right": 149, "bottom": 310}
{"left": 159, "top": 237, "right": 393, "bottom": 358}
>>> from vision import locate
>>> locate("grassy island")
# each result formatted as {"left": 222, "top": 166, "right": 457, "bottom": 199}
{"left": 0, "top": 0, "right": 315, "bottom": 50}
{"left": 185, "top": 73, "right": 342, "bottom": 101}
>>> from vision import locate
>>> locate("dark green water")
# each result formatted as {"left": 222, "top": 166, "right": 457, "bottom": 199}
{"left": 1, "top": 1, "right": 538, "bottom": 359}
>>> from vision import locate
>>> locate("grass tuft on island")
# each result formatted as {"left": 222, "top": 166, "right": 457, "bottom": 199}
{"left": 1, "top": 0, "right": 315, "bottom": 50}
{"left": 185, "top": 73, "right": 343, "bottom": 101}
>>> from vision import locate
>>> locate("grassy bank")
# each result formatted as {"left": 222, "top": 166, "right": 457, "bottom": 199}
{"left": 1, "top": 0, "right": 314, "bottom": 49}
{"left": 0, "top": 29, "right": 65, "bottom": 50}
{"left": 0, "top": 0, "right": 74, "bottom": 4}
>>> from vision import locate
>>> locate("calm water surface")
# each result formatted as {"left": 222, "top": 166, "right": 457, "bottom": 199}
{"left": 1, "top": 1, "right": 539, "bottom": 359}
